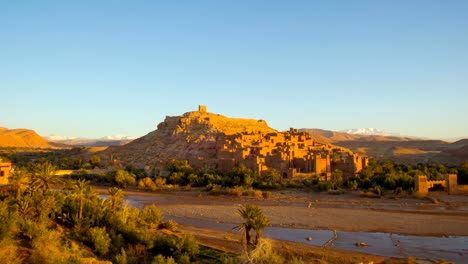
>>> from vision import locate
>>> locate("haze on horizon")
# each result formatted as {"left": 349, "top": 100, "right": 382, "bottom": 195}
{"left": 1, "top": 1, "right": 467, "bottom": 140}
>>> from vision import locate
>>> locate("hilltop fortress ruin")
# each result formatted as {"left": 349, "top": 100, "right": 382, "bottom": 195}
{"left": 105, "top": 106, "right": 368, "bottom": 180}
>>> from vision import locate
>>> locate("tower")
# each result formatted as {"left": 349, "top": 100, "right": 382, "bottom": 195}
{"left": 198, "top": 105, "right": 207, "bottom": 113}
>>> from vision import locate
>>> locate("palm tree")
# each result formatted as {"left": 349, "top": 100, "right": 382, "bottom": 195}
{"left": 251, "top": 212, "right": 270, "bottom": 245}
{"left": 72, "top": 179, "right": 91, "bottom": 219}
{"left": 9, "top": 168, "right": 30, "bottom": 199}
{"left": 30, "top": 161, "right": 61, "bottom": 192}
{"left": 92, "top": 198, "right": 110, "bottom": 226}
{"left": 235, "top": 204, "right": 265, "bottom": 247}
{"left": 17, "top": 195, "right": 35, "bottom": 218}
{"left": 108, "top": 187, "right": 123, "bottom": 213}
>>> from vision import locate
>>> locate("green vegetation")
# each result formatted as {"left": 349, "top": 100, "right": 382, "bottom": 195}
{"left": 0, "top": 160, "right": 208, "bottom": 263}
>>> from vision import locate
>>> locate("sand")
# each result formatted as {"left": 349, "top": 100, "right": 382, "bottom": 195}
{"left": 118, "top": 188, "right": 468, "bottom": 237}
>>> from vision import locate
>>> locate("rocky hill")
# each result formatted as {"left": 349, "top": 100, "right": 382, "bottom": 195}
{"left": 101, "top": 107, "right": 369, "bottom": 179}
{"left": 102, "top": 107, "right": 276, "bottom": 168}
{"left": 0, "top": 127, "right": 66, "bottom": 148}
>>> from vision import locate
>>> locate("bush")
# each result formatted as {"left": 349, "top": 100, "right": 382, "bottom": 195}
{"left": 159, "top": 220, "right": 178, "bottom": 232}
{"left": 241, "top": 238, "right": 284, "bottom": 264}
{"left": 87, "top": 227, "right": 111, "bottom": 256}
{"left": 302, "top": 178, "right": 318, "bottom": 187}
{"left": 347, "top": 180, "right": 358, "bottom": 190}
{"left": 141, "top": 205, "right": 163, "bottom": 226}
{"left": 244, "top": 187, "right": 256, "bottom": 197}
{"left": 227, "top": 186, "right": 244, "bottom": 197}
{"left": 317, "top": 181, "right": 333, "bottom": 192}
{"left": 152, "top": 254, "right": 176, "bottom": 264}
{"left": 208, "top": 184, "right": 223, "bottom": 196}
{"left": 115, "top": 170, "right": 136, "bottom": 188}
{"left": 177, "top": 234, "right": 199, "bottom": 260}
{"left": 262, "top": 191, "right": 272, "bottom": 199}
{"left": 154, "top": 177, "right": 166, "bottom": 188}
{"left": 394, "top": 187, "right": 403, "bottom": 195}
{"left": 115, "top": 248, "right": 128, "bottom": 264}
{"left": 373, "top": 185, "right": 383, "bottom": 196}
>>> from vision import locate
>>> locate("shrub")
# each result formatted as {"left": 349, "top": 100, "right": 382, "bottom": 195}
{"left": 159, "top": 220, "right": 178, "bottom": 232}
{"left": 177, "top": 234, "right": 199, "bottom": 260}
{"left": 347, "top": 180, "right": 358, "bottom": 190}
{"left": 115, "top": 170, "right": 136, "bottom": 188}
{"left": 227, "top": 186, "right": 244, "bottom": 197}
{"left": 208, "top": 184, "right": 223, "bottom": 196}
{"left": 152, "top": 254, "right": 176, "bottom": 264}
{"left": 302, "top": 178, "right": 318, "bottom": 187}
{"left": 317, "top": 181, "right": 332, "bottom": 192}
{"left": 87, "top": 227, "right": 111, "bottom": 256}
{"left": 241, "top": 238, "right": 284, "bottom": 264}
{"left": 138, "top": 180, "right": 146, "bottom": 188}
{"left": 394, "top": 187, "right": 403, "bottom": 195}
{"left": 262, "top": 191, "right": 272, "bottom": 199}
{"left": 373, "top": 185, "right": 383, "bottom": 196}
{"left": 141, "top": 205, "right": 163, "bottom": 226}
{"left": 115, "top": 248, "right": 128, "bottom": 264}
{"left": 154, "top": 177, "right": 166, "bottom": 188}
{"left": 244, "top": 187, "right": 256, "bottom": 196}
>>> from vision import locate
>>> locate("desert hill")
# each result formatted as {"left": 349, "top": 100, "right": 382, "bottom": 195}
{"left": 0, "top": 127, "right": 66, "bottom": 148}
{"left": 102, "top": 106, "right": 368, "bottom": 178}
{"left": 102, "top": 107, "right": 277, "bottom": 168}
{"left": 299, "top": 128, "right": 468, "bottom": 165}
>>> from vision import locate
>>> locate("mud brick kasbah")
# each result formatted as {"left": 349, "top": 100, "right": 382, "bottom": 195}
{"left": 106, "top": 105, "right": 368, "bottom": 180}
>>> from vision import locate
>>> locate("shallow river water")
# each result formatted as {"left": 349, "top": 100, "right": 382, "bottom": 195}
{"left": 113, "top": 195, "right": 468, "bottom": 262}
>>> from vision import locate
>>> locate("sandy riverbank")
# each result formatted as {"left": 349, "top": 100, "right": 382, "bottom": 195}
{"left": 111, "top": 188, "right": 468, "bottom": 237}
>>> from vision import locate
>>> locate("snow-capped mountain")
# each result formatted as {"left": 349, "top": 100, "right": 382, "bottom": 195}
{"left": 341, "top": 128, "right": 401, "bottom": 137}
{"left": 102, "top": 135, "right": 138, "bottom": 140}
{"left": 45, "top": 134, "right": 139, "bottom": 147}
{"left": 46, "top": 135, "right": 138, "bottom": 141}
{"left": 46, "top": 135, "right": 77, "bottom": 141}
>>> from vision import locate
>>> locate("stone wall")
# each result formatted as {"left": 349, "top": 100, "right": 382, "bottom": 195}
{"left": 0, "top": 161, "right": 12, "bottom": 185}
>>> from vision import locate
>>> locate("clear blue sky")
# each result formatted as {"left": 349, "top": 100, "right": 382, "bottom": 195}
{"left": 1, "top": 1, "right": 467, "bottom": 140}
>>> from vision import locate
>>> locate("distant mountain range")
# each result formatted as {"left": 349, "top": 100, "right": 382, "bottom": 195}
{"left": 299, "top": 128, "right": 468, "bottom": 165}
{"left": 46, "top": 135, "right": 136, "bottom": 147}
{"left": 341, "top": 128, "right": 402, "bottom": 137}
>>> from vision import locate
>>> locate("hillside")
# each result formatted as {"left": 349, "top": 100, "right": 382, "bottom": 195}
{"left": 100, "top": 107, "right": 368, "bottom": 179}
{"left": 0, "top": 127, "right": 66, "bottom": 148}
{"left": 299, "top": 128, "right": 468, "bottom": 165}
{"left": 102, "top": 107, "right": 277, "bottom": 168}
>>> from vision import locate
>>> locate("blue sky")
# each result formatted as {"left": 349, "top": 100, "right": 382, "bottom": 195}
{"left": 1, "top": 1, "right": 467, "bottom": 139}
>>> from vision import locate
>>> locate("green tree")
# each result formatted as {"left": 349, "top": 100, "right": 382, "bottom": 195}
{"left": 168, "top": 160, "right": 192, "bottom": 174}
{"left": 108, "top": 187, "right": 123, "bottom": 213}
{"left": 87, "top": 227, "right": 111, "bottom": 256}
{"left": 331, "top": 169, "right": 343, "bottom": 189}
{"left": 115, "top": 170, "right": 136, "bottom": 188}
{"left": 90, "top": 155, "right": 101, "bottom": 169}
{"left": 266, "top": 169, "right": 281, "bottom": 184}
{"left": 9, "top": 168, "right": 30, "bottom": 199}
{"left": 72, "top": 179, "right": 91, "bottom": 219}
{"left": 235, "top": 204, "right": 270, "bottom": 247}
{"left": 17, "top": 195, "right": 35, "bottom": 219}
{"left": 251, "top": 211, "right": 270, "bottom": 245}
{"left": 30, "top": 161, "right": 61, "bottom": 192}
